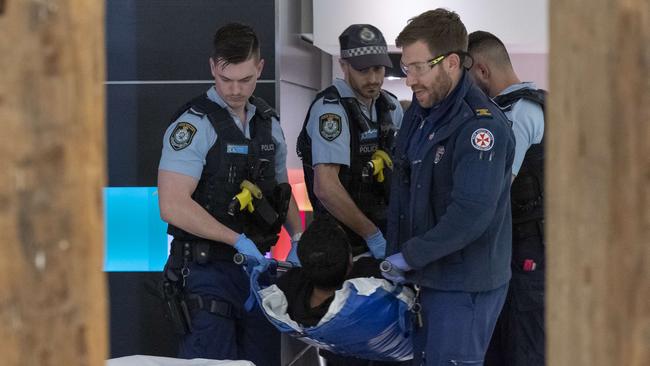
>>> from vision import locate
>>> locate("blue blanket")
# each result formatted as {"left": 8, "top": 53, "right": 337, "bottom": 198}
{"left": 246, "top": 263, "right": 414, "bottom": 361}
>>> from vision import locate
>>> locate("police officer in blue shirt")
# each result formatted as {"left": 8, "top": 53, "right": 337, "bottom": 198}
{"left": 296, "top": 24, "right": 403, "bottom": 264}
{"left": 468, "top": 30, "right": 546, "bottom": 366}
{"left": 383, "top": 9, "right": 516, "bottom": 365}
{"left": 157, "top": 23, "right": 302, "bottom": 365}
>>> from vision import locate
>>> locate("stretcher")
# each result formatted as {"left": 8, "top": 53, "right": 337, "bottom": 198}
{"left": 106, "top": 355, "right": 254, "bottom": 366}
{"left": 236, "top": 254, "right": 415, "bottom": 362}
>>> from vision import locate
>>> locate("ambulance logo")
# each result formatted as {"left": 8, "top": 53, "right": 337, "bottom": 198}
{"left": 471, "top": 128, "right": 494, "bottom": 151}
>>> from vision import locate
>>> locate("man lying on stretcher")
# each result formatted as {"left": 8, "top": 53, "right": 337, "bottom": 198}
{"left": 271, "top": 217, "right": 411, "bottom": 364}
{"left": 243, "top": 217, "right": 414, "bottom": 361}
{"left": 276, "top": 217, "right": 383, "bottom": 327}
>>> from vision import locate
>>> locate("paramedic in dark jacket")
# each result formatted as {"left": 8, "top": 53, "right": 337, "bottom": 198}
{"left": 383, "top": 9, "right": 516, "bottom": 366}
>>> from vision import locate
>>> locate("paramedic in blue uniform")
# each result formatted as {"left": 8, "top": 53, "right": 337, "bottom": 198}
{"left": 157, "top": 23, "right": 302, "bottom": 365}
{"left": 296, "top": 24, "right": 403, "bottom": 263}
{"left": 468, "top": 30, "right": 546, "bottom": 366}
{"left": 383, "top": 9, "right": 516, "bottom": 365}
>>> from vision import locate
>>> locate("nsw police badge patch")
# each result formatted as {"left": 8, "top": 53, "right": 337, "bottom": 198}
{"left": 170, "top": 122, "right": 197, "bottom": 151}
{"left": 319, "top": 113, "right": 342, "bottom": 141}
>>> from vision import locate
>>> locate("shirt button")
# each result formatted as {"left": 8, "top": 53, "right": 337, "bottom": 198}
{"left": 416, "top": 184, "right": 422, "bottom": 189}
{"left": 399, "top": 214, "right": 404, "bottom": 219}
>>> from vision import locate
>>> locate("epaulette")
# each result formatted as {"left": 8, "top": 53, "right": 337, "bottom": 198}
{"left": 321, "top": 85, "right": 341, "bottom": 104}
{"left": 463, "top": 86, "right": 496, "bottom": 121}
{"left": 474, "top": 108, "right": 493, "bottom": 118}
{"left": 186, "top": 107, "right": 206, "bottom": 118}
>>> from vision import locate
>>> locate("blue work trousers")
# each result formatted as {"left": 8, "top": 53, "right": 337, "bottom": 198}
{"left": 177, "top": 261, "right": 280, "bottom": 366}
{"left": 412, "top": 284, "right": 508, "bottom": 366}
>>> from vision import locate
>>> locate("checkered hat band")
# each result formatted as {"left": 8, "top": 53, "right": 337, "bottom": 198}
{"left": 341, "top": 46, "right": 388, "bottom": 58}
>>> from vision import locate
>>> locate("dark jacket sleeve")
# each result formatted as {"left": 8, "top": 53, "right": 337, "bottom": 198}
{"left": 386, "top": 107, "right": 415, "bottom": 257}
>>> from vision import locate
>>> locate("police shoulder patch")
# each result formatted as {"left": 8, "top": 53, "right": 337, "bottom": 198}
{"left": 471, "top": 128, "right": 495, "bottom": 151}
{"left": 319, "top": 113, "right": 342, "bottom": 141}
{"left": 170, "top": 122, "right": 197, "bottom": 151}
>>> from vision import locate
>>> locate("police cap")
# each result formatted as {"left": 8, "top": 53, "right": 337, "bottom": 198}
{"left": 339, "top": 24, "right": 393, "bottom": 70}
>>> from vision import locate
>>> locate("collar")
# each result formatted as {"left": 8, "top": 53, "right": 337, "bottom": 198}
{"left": 498, "top": 82, "right": 537, "bottom": 96}
{"left": 332, "top": 78, "right": 379, "bottom": 104}
{"left": 206, "top": 86, "right": 256, "bottom": 123}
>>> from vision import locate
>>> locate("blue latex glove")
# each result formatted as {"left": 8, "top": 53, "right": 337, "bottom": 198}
{"left": 286, "top": 233, "right": 301, "bottom": 266}
{"left": 381, "top": 252, "right": 412, "bottom": 284}
{"left": 365, "top": 229, "right": 387, "bottom": 259}
{"left": 234, "top": 233, "right": 266, "bottom": 265}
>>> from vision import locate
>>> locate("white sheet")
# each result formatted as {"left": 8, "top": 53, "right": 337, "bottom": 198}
{"left": 107, "top": 355, "right": 255, "bottom": 366}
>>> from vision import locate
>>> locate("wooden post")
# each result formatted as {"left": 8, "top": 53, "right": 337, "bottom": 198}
{"left": 548, "top": 0, "right": 650, "bottom": 365}
{"left": 0, "top": 1, "right": 107, "bottom": 365}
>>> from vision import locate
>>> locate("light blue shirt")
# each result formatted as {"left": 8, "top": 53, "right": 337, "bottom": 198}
{"left": 306, "top": 79, "right": 403, "bottom": 167}
{"left": 159, "top": 87, "right": 289, "bottom": 183}
{"left": 498, "top": 82, "right": 545, "bottom": 175}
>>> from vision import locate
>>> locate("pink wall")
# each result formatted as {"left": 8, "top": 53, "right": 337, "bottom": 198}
{"left": 510, "top": 53, "right": 548, "bottom": 90}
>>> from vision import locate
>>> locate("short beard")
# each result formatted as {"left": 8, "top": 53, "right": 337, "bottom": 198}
{"left": 430, "top": 69, "right": 453, "bottom": 106}
{"left": 360, "top": 85, "right": 380, "bottom": 99}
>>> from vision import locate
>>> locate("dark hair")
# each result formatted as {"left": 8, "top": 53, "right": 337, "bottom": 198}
{"left": 467, "top": 31, "right": 512, "bottom": 67}
{"left": 298, "top": 218, "right": 351, "bottom": 289}
{"left": 396, "top": 8, "right": 468, "bottom": 56}
{"left": 212, "top": 23, "right": 260, "bottom": 66}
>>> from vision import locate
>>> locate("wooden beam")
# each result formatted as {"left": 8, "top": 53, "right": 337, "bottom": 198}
{"left": 548, "top": 0, "right": 650, "bottom": 365}
{"left": 0, "top": 1, "right": 107, "bottom": 365}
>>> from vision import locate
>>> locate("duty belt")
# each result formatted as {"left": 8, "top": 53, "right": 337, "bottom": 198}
{"left": 170, "top": 239, "right": 237, "bottom": 265}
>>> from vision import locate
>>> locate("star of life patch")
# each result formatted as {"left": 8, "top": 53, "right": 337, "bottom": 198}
{"left": 170, "top": 122, "right": 197, "bottom": 151}
{"left": 319, "top": 113, "right": 342, "bottom": 141}
{"left": 471, "top": 128, "right": 495, "bottom": 151}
